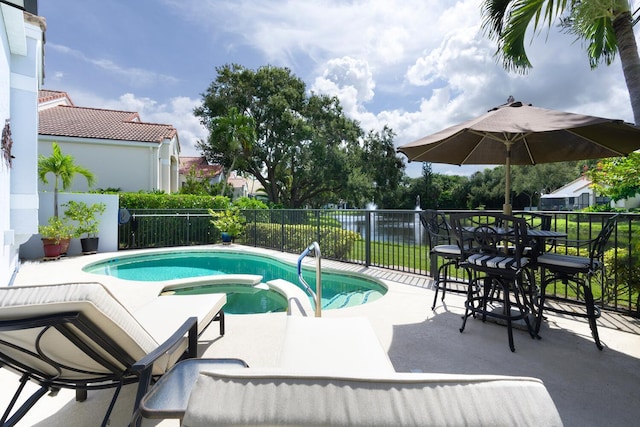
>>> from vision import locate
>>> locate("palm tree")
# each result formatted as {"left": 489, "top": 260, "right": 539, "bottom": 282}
{"left": 204, "top": 107, "right": 255, "bottom": 197}
{"left": 38, "top": 142, "right": 95, "bottom": 217}
{"left": 481, "top": 0, "right": 640, "bottom": 124}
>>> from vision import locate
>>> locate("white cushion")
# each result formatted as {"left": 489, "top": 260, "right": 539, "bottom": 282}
{"left": 537, "top": 253, "right": 597, "bottom": 271}
{"left": 432, "top": 244, "right": 461, "bottom": 256}
{"left": 0, "top": 282, "right": 160, "bottom": 378}
{"left": 182, "top": 369, "right": 563, "bottom": 427}
{"left": 277, "top": 317, "right": 395, "bottom": 374}
{"left": 133, "top": 293, "right": 226, "bottom": 342}
{"left": 133, "top": 293, "right": 226, "bottom": 373}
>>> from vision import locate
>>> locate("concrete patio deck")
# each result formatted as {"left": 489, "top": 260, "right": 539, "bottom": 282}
{"left": 3, "top": 245, "right": 640, "bottom": 426}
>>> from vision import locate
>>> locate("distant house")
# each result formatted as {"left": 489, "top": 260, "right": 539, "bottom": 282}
{"left": 179, "top": 157, "right": 257, "bottom": 200}
{"left": 179, "top": 156, "right": 223, "bottom": 188}
{"left": 1, "top": 2, "right": 45, "bottom": 286}
{"left": 38, "top": 90, "right": 180, "bottom": 193}
{"left": 540, "top": 176, "right": 609, "bottom": 210}
{"left": 227, "top": 172, "right": 249, "bottom": 199}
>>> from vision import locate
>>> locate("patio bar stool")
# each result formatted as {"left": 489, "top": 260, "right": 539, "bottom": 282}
{"left": 451, "top": 212, "right": 537, "bottom": 352}
{"left": 420, "top": 210, "right": 471, "bottom": 310}
{"left": 534, "top": 214, "right": 619, "bottom": 350}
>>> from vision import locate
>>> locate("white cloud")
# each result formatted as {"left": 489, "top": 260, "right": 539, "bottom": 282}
{"left": 311, "top": 56, "right": 376, "bottom": 121}
{"left": 47, "top": 43, "right": 180, "bottom": 88}
{"left": 169, "top": 0, "right": 450, "bottom": 69}
{"left": 49, "top": 0, "right": 635, "bottom": 179}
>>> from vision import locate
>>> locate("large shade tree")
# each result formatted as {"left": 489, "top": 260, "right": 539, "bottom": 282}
{"left": 482, "top": 0, "right": 640, "bottom": 124}
{"left": 199, "top": 106, "right": 256, "bottom": 197}
{"left": 195, "top": 64, "right": 364, "bottom": 208}
{"left": 587, "top": 152, "right": 640, "bottom": 201}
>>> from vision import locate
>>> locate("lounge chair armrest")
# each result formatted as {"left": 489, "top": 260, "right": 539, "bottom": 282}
{"left": 131, "top": 316, "right": 198, "bottom": 374}
{"left": 130, "top": 316, "right": 198, "bottom": 426}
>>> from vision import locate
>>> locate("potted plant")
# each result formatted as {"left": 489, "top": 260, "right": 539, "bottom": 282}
{"left": 209, "top": 206, "right": 246, "bottom": 244}
{"left": 38, "top": 216, "right": 73, "bottom": 258}
{"left": 63, "top": 200, "right": 106, "bottom": 254}
{"left": 38, "top": 143, "right": 95, "bottom": 255}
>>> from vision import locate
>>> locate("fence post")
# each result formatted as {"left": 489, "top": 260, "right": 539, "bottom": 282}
{"left": 365, "top": 209, "right": 371, "bottom": 267}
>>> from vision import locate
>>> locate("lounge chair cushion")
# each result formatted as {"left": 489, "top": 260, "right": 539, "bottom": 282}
{"left": 277, "top": 316, "right": 395, "bottom": 374}
{"left": 0, "top": 282, "right": 160, "bottom": 378}
{"left": 0, "top": 282, "right": 226, "bottom": 378}
{"left": 133, "top": 293, "right": 226, "bottom": 343}
{"left": 182, "top": 369, "right": 563, "bottom": 427}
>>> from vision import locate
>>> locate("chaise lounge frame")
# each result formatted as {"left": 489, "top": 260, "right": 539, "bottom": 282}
{"left": 0, "top": 282, "right": 225, "bottom": 427}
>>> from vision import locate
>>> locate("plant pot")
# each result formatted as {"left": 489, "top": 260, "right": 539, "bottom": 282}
{"left": 221, "top": 232, "right": 232, "bottom": 245}
{"left": 59, "top": 237, "right": 71, "bottom": 255}
{"left": 80, "top": 237, "right": 99, "bottom": 254}
{"left": 42, "top": 239, "right": 62, "bottom": 258}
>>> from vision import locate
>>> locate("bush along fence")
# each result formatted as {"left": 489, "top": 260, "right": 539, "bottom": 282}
{"left": 117, "top": 208, "right": 639, "bottom": 316}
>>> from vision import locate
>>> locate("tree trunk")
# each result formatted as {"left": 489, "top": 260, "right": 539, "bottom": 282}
{"left": 613, "top": 12, "right": 640, "bottom": 125}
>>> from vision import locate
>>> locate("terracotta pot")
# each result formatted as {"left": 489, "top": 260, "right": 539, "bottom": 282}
{"left": 42, "top": 239, "right": 62, "bottom": 258}
{"left": 59, "top": 237, "right": 71, "bottom": 255}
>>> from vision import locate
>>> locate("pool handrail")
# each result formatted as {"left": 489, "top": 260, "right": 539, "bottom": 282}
{"left": 297, "top": 242, "right": 322, "bottom": 317}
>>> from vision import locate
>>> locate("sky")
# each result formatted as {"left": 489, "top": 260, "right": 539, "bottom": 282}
{"left": 39, "top": 0, "right": 636, "bottom": 178}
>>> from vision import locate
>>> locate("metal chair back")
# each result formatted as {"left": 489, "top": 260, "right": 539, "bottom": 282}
{"left": 420, "top": 209, "right": 453, "bottom": 249}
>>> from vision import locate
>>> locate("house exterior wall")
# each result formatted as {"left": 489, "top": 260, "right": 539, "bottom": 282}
{"left": 38, "top": 136, "right": 162, "bottom": 192}
{"left": 1, "top": 5, "right": 43, "bottom": 286}
{"left": 38, "top": 135, "right": 180, "bottom": 193}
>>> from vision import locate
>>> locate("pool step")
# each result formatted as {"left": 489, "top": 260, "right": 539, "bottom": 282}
{"left": 323, "top": 290, "right": 377, "bottom": 309}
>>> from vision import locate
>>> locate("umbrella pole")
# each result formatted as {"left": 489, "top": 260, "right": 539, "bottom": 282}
{"left": 504, "top": 144, "right": 512, "bottom": 215}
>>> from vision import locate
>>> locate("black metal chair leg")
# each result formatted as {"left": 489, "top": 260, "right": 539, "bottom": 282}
{"left": 459, "top": 279, "right": 476, "bottom": 333}
{"left": 534, "top": 282, "right": 548, "bottom": 335}
{"left": 583, "top": 285, "right": 603, "bottom": 350}
{"left": 502, "top": 282, "right": 516, "bottom": 352}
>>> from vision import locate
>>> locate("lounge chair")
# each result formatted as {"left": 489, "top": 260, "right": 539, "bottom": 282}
{"left": 181, "top": 369, "right": 564, "bottom": 426}
{"left": 139, "top": 315, "right": 563, "bottom": 426}
{"left": 0, "top": 282, "right": 226, "bottom": 427}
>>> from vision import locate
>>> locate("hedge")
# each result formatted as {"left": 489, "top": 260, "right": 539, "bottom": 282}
{"left": 246, "top": 223, "right": 361, "bottom": 260}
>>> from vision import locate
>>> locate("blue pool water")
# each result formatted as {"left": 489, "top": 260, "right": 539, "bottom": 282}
{"left": 83, "top": 250, "right": 387, "bottom": 314}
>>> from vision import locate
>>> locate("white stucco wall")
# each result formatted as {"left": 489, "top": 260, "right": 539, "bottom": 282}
{"left": 1, "top": 7, "right": 43, "bottom": 286}
{"left": 38, "top": 135, "right": 180, "bottom": 193}
{"left": 38, "top": 136, "right": 161, "bottom": 192}
{"left": 1, "top": 7, "right": 11, "bottom": 286}
{"left": 19, "top": 192, "right": 119, "bottom": 259}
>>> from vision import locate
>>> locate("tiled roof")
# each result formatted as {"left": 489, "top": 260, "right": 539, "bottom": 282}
{"left": 179, "top": 156, "right": 222, "bottom": 177}
{"left": 39, "top": 105, "right": 177, "bottom": 143}
{"left": 38, "top": 90, "right": 74, "bottom": 106}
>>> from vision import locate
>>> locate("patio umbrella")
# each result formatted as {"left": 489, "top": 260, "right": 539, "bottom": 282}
{"left": 397, "top": 100, "right": 640, "bottom": 214}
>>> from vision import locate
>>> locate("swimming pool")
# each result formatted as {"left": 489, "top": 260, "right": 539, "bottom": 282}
{"left": 83, "top": 249, "right": 387, "bottom": 314}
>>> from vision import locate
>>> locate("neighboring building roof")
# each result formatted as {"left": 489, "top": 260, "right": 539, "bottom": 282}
{"left": 38, "top": 90, "right": 74, "bottom": 108}
{"left": 179, "top": 156, "right": 222, "bottom": 178}
{"left": 541, "top": 176, "right": 592, "bottom": 199}
{"left": 39, "top": 104, "right": 178, "bottom": 143}
{"left": 227, "top": 175, "right": 247, "bottom": 189}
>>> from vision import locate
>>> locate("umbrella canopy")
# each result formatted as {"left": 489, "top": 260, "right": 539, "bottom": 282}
{"left": 397, "top": 101, "right": 640, "bottom": 213}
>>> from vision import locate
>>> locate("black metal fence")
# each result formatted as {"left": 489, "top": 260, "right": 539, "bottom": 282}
{"left": 118, "top": 209, "right": 640, "bottom": 316}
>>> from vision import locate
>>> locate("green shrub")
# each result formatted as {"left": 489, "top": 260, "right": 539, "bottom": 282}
{"left": 119, "top": 193, "right": 230, "bottom": 210}
{"left": 233, "top": 197, "right": 268, "bottom": 210}
{"left": 209, "top": 207, "right": 247, "bottom": 238}
{"left": 603, "top": 247, "right": 640, "bottom": 312}
{"left": 246, "top": 223, "right": 361, "bottom": 259}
